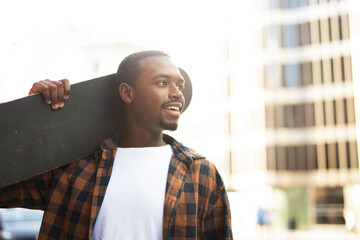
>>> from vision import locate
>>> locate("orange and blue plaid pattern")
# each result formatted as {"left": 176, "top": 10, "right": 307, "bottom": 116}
{"left": 0, "top": 134, "right": 232, "bottom": 239}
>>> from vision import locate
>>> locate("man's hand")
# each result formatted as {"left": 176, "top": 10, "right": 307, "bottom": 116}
{"left": 29, "top": 79, "right": 70, "bottom": 110}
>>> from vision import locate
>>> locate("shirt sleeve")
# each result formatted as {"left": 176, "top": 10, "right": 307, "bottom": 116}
{"left": 203, "top": 184, "right": 233, "bottom": 239}
{"left": 0, "top": 170, "right": 53, "bottom": 210}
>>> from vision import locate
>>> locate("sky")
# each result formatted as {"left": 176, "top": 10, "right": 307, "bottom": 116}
{"left": 0, "top": 0, "right": 260, "bottom": 181}
{"left": 0, "top": 0, "right": 258, "bottom": 102}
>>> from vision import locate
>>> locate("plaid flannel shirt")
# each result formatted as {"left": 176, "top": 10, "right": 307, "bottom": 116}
{"left": 0, "top": 134, "right": 232, "bottom": 239}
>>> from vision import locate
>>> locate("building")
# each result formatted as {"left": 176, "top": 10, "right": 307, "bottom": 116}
{"left": 254, "top": 0, "right": 360, "bottom": 232}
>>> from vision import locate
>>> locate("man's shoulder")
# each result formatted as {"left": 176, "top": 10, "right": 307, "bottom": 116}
{"left": 165, "top": 134, "right": 203, "bottom": 156}
{"left": 186, "top": 147, "right": 206, "bottom": 160}
{"left": 55, "top": 150, "right": 102, "bottom": 174}
{"left": 180, "top": 146, "right": 221, "bottom": 181}
{"left": 184, "top": 148, "right": 226, "bottom": 204}
{"left": 189, "top": 152, "right": 219, "bottom": 177}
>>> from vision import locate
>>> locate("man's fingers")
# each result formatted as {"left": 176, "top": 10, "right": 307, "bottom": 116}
{"left": 51, "top": 80, "right": 65, "bottom": 108}
{"left": 59, "top": 79, "right": 70, "bottom": 99}
{"left": 44, "top": 80, "right": 59, "bottom": 109}
{"left": 29, "top": 79, "right": 70, "bottom": 110}
{"left": 29, "top": 81, "right": 51, "bottom": 104}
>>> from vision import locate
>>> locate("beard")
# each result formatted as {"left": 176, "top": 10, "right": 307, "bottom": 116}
{"left": 160, "top": 118, "right": 178, "bottom": 131}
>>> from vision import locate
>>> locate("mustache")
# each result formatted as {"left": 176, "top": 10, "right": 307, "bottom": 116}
{"left": 161, "top": 100, "right": 184, "bottom": 108}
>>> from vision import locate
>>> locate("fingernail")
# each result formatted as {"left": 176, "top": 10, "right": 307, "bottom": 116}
{"left": 47, "top": 100, "right": 51, "bottom": 104}
{"left": 52, "top": 104, "right": 58, "bottom": 109}
{"left": 59, "top": 102, "right": 64, "bottom": 108}
{"left": 64, "top": 95, "right": 69, "bottom": 100}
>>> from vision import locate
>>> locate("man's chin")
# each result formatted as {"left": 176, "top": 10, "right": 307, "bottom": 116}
{"left": 160, "top": 121, "right": 178, "bottom": 131}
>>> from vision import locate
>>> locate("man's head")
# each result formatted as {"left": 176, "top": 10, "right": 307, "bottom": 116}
{"left": 116, "top": 50, "right": 186, "bottom": 132}
{"left": 116, "top": 50, "right": 170, "bottom": 88}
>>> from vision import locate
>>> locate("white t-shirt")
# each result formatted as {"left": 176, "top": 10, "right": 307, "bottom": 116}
{"left": 91, "top": 144, "right": 172, "bottom": 240}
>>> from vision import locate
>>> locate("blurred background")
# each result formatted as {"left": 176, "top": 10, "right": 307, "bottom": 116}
{"left": 0, "top": 0, "right": 360, "bottom": 239}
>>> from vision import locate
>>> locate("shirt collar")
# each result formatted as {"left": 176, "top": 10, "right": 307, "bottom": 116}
{"left": 99, "top": 133, "right": 205, "bottom": 167}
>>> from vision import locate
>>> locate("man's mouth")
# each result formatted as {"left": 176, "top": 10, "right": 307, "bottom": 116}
{"left": 162, "top": 102, "right": 183, "bottom": 117}
{"left": 164, "top": 106, "right": 181, "bottom": 111}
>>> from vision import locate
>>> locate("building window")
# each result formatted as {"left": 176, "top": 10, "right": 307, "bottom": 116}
{"left": 322, "top": 100, "right": 335, "bottom": 126}
{"left": 346, "top": 141, "right": 358, "bottom": 169}
{"left": 299, "top": 22, "right": 311, "bottom": 46}
{"left": 265, "top": 105, "right": 276, "bottom": 128}
{"left": 304, "top": 103, "right": 315, "bottom": 127}
{"left": 282, "top": 24, "right": 299, "bottom": 48}
{"left": 310, "top": 20, "right": 321, "bottom": 44}
{"left": 301, "top": 62, "right": 313, "bottom": 85}
{"left": 296, "top": 145, "right": 307, "bottom": 171}
{"left": 326, "top": 143, "right": 339, "bottom": 169}
{"left": 275, "top": 105, "right": 285, "bottom": 128}
{"left": 320, "top": 18, "right": 330, "bottom": 43}
{"left": 276, "top": 146, "right": 287, "bottom": 170}
{"left": 269, "top": 103, "right": 316, "bottom": 128}
{"left": 283, "top": 64, "right": 301, "bottom": 86}
{"left": 322, "top": 59, "right": 332, "bottom": 83}
{"left": 312, "top": 60, "right": 322, "bottom": 84}
{"left": 344, "top": 98, "right": 355, "bottom": 124}
{"left": 314, "top": 187, "right": 345, "bottom": 225}
{"left": 284, "top": 105, "right": 295, "bottom": 127}
{"left": 272, "top": 144, "right": 319, "bottom": 171}
{"left": 287, "top": 146, "right": 297, "bottom": 170}
{"left": 267, "top": 146, "right": 277, "bottom": 170}
{"left": 335, "top": 99, "right": 345, "bottom": 124}
{"left": 306, "top": 144, "right": 318, "bottom": 170}
{"left": 332, "top": 57, "right": 342, "bottom": 82}
{"left": 294, "top": 104, "right": 305, "bottom": 127}
{"left": 330, "top": 16, "right": 340, "bottom": 42}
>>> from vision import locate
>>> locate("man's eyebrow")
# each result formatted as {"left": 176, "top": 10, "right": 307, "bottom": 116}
{"left": 152, "top": 74, "right": 171, "bottom": 80}
{"left": 152, "top": 74, "right": 185, "bottom": 83}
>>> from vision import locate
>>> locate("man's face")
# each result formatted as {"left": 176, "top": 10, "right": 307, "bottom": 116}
{"left": 131, "top": 56, "right": 186, "bottom": 132}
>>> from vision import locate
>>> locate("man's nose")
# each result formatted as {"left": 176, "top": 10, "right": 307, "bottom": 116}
{"left": 169, "top": 84, "right": 183, "bottom": 99}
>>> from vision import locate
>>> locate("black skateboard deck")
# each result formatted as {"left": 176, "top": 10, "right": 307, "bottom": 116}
{"left": 0, "top": 69, "right": 192, "bottom": 187}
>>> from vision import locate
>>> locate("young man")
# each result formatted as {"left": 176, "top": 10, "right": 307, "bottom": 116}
{"left": 0, "top": 50, "right": 232, "bottom": 239}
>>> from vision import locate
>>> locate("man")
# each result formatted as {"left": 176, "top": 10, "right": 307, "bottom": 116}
{"left": 0, "top": 50, "right": 232, "bottom": 239}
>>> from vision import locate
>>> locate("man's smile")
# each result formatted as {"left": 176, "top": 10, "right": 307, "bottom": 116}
{"left": 162, "top": 101, "right": 183, "bottom": 117}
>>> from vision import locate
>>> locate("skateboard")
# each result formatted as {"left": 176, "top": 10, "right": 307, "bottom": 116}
{"left": 0, "top": 69, "right": 192, "bottom": 187}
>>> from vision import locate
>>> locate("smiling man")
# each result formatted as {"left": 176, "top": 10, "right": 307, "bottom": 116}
{"left": 0, "top": 50, "right": 232, "bottom": 239}
{"left": 116, "top": 53, "right": 186, "bottom": 147}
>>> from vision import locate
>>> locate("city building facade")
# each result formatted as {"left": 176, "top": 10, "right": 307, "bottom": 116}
{"left": 255, "top": 0, "right": 360, "bottom": 232}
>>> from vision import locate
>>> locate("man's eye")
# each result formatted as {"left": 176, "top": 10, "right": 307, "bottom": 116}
{"left": 178, "top": 85, "right": 185, "bottom": 91}
{"left": 156, "top": 81, "right": 168, "bottom": 86}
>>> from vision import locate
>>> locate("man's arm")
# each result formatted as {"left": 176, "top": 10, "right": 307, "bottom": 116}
{"left": 203, "top": 185, "right": 232, "bottom": 239}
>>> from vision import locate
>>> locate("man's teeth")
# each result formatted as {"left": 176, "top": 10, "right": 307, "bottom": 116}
{"left": 166, "top": 106, "right": 180, "bottom": 111}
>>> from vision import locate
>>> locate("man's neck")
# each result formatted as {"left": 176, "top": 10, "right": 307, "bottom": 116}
{"left": 117, "top": 126, "right": 166, "bottom": 148}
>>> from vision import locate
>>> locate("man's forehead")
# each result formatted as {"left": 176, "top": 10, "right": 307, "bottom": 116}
{"left": 139, "top": 56, "right": 180, "bottom": 75}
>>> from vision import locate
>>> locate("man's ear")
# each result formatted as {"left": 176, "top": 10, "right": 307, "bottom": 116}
{"left": 119, "top": 83, "right": 134, "bottom": 104}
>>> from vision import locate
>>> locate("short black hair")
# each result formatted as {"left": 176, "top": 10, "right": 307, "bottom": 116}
{"left": 116, "top": 50, "right": 169, "bottom": 88}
